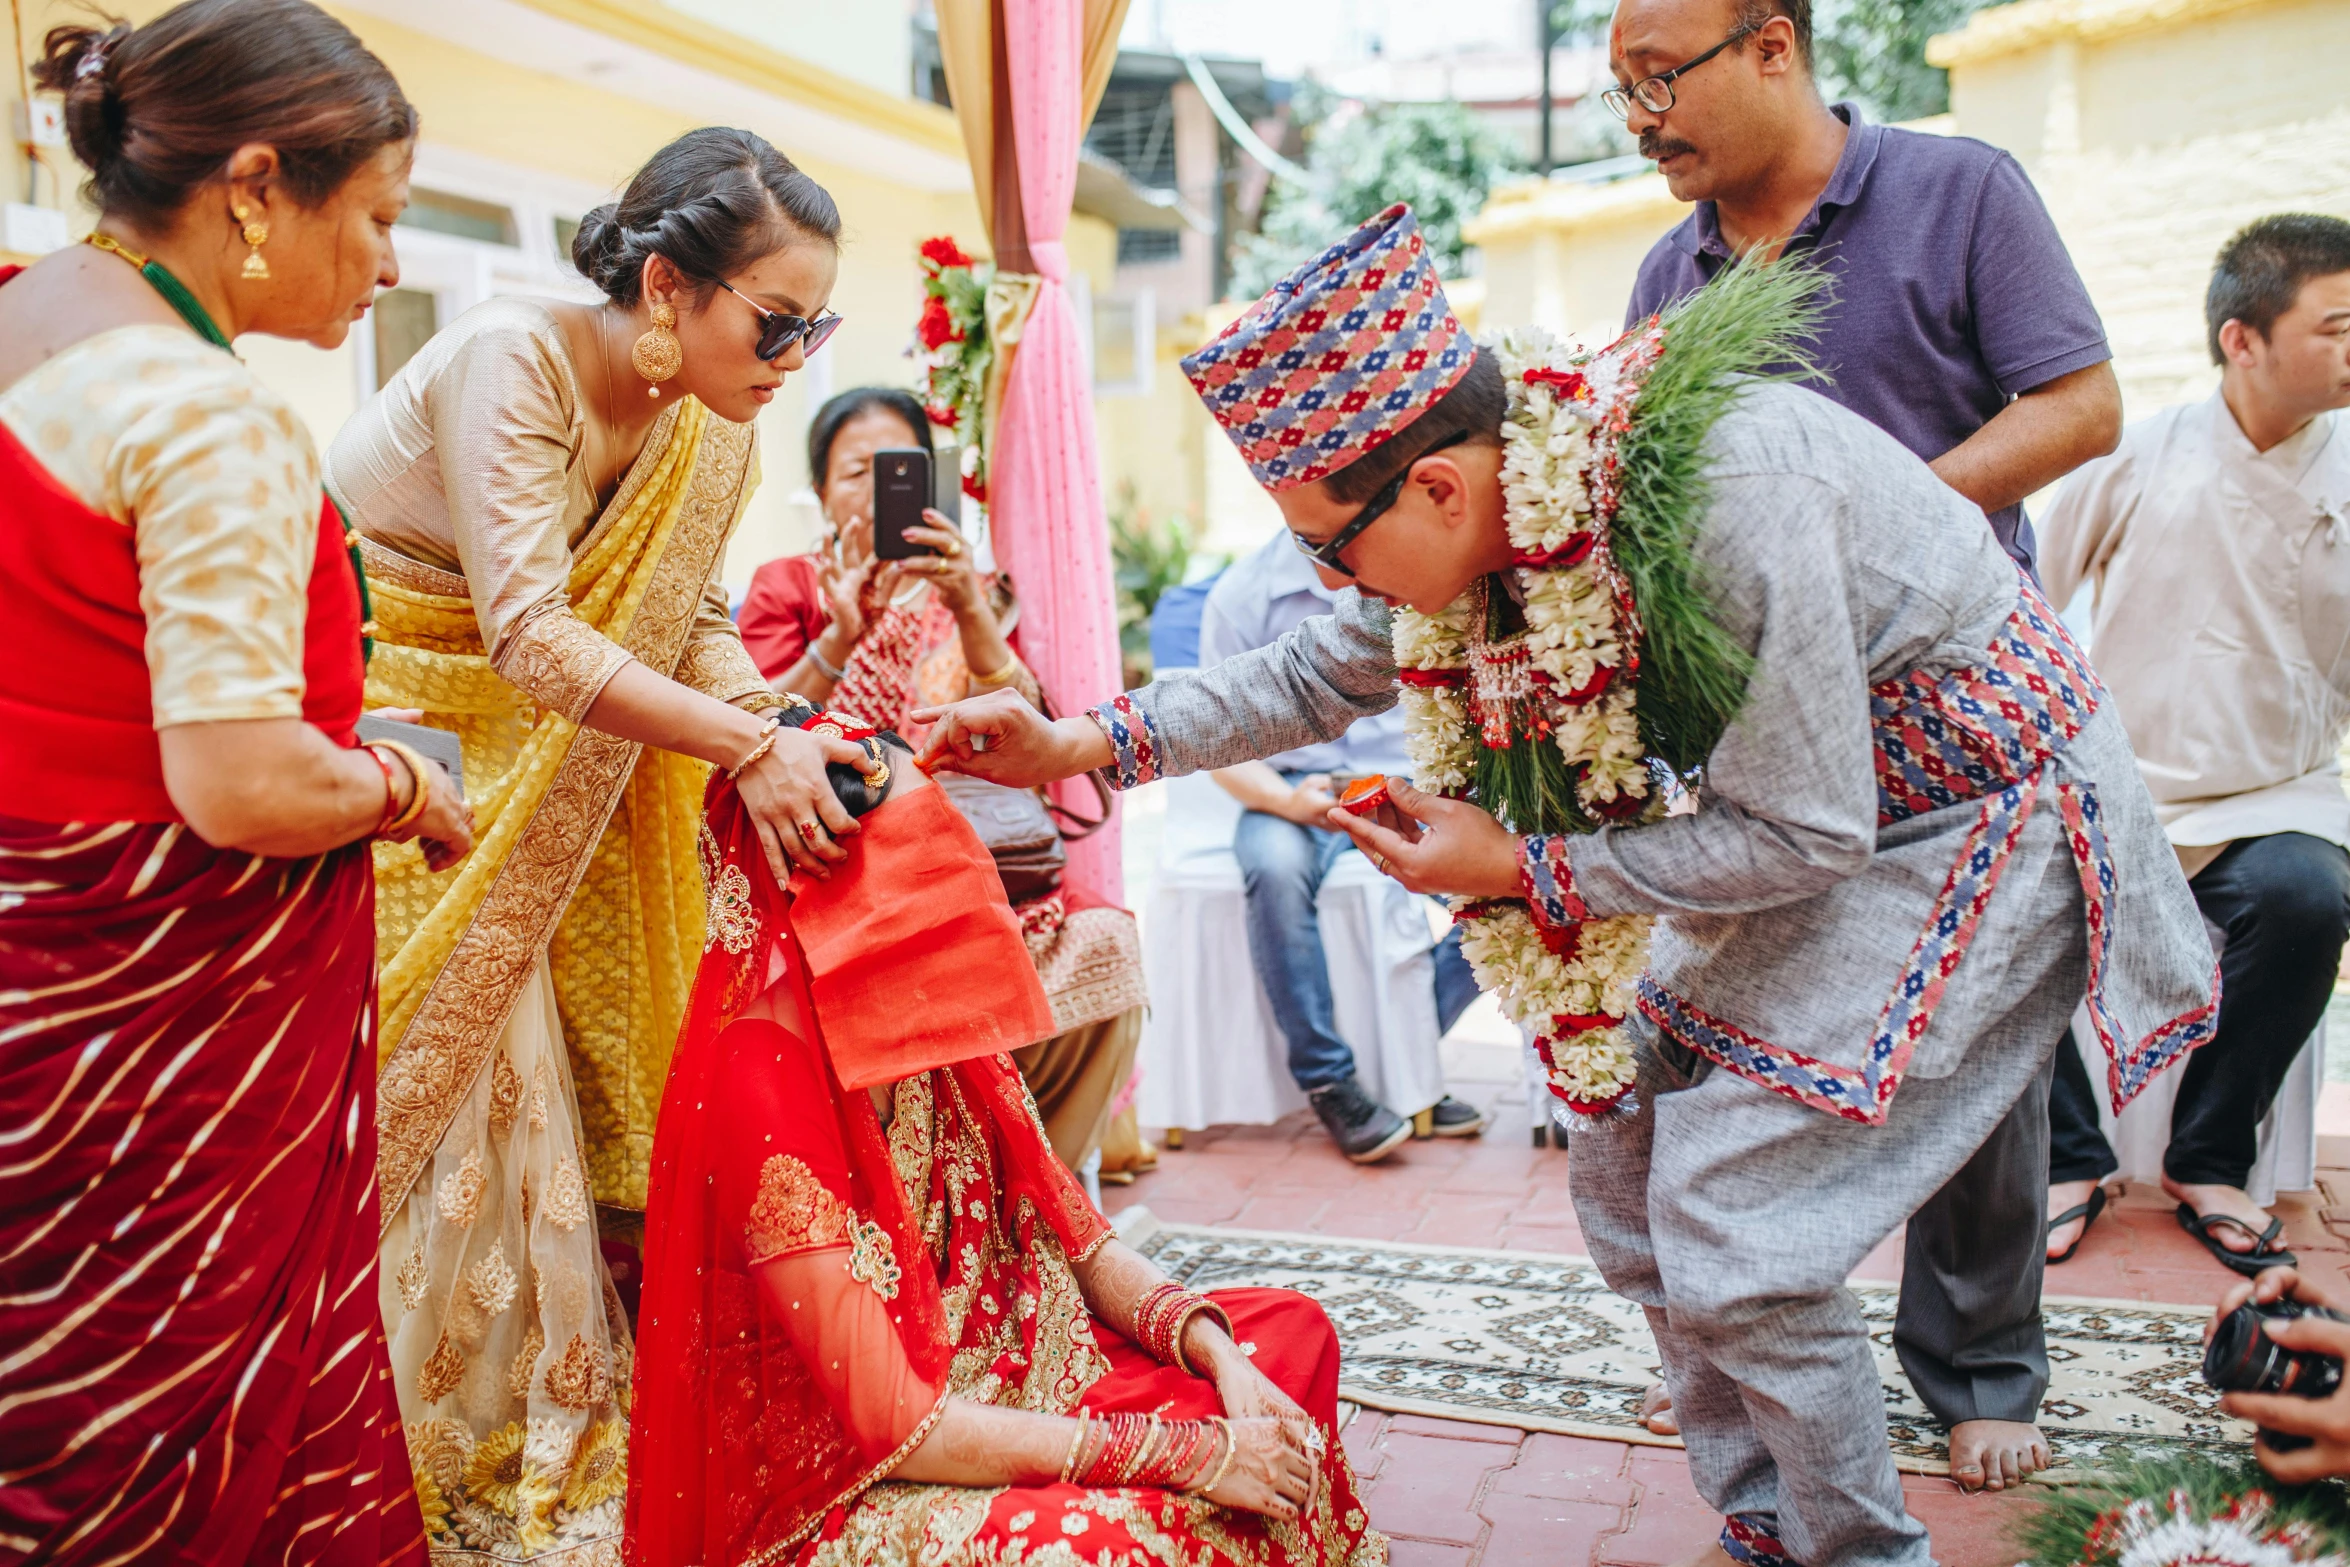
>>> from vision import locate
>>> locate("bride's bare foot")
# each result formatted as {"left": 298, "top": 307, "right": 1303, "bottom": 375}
{"left": 2046, "top": 1178, "right": 2099, "bottom": 1261}
{"left": 1947, "top": 1418, "right": 2050, "bottom": 1492}
{"left": 1640, "top": 1380, "right": 1679, "bottom": 1437}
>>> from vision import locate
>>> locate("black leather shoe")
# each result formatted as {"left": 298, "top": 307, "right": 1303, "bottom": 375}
{"left": 1307, "top": 1077, "right": 1413, "bottom": 1164}
{"left": 1425, "top": 1095, "right": 1487, "bottom": 1138}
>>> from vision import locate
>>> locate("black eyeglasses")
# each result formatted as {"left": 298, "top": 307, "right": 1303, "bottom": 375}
{"left": 1601, "top": 21, "right": 1756, "bottom": 119}
{"left": 1290, "top": 431, "right": 1472, "bottom": 578}
{"left": 716, "top": 279, "right": 843, "bottom": 362}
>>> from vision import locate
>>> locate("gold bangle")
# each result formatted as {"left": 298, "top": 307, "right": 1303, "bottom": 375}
{"left": 968, "top": 656, "right": 1023, "bottom": 691}
{"left": 1057, "top": 1407, "right": 1090, "bottom": 1485}
{"left": 1194, "top": 1416, "right": 1238, "bottom": 1495}
{"left": 728, "top": 717, "right": 783, "bottom": 779}
{"left": 370, "top": 741, "right": 433, "bottom": 835}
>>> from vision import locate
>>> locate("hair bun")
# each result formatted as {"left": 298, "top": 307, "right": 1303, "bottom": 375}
{"left": 34, "top": 22, "right": 131, "bottom": 173}
{"left": 569, "top": 202, "right": 635, "bottom": 291}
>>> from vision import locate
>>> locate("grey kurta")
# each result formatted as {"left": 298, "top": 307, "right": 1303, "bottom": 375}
{"left": 1106, "top": 381, "right": 2213, "bottom": 1566}
{"left": 1115, "top": 381, "right": 2212, "bottom": 1119}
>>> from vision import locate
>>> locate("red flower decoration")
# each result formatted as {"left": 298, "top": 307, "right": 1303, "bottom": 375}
{"left": 917, "top": 294, "right": 961, "bottom": 351}
{"left": 919, "top": 235, "right": 974, "bottom": 271}
{"left": 924, "top": 402, "right": 960, "bottom": 431}
{"left": 1523, "top": 367, "right": 1590, "bottom": 400}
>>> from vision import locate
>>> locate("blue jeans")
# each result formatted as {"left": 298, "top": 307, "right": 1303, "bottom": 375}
{"left": 1232, "top": 781, "right": 1481, "bottom": 1094}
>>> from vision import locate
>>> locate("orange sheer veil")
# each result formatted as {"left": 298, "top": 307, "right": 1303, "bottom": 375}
{"left": 625, "top": 776, "right": 1101, "bottom": 1567}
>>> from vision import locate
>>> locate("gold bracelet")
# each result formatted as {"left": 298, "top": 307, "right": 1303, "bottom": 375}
{"left": 968, "top": 656, "right": 1024, "bottom": 692}
{"left": 1194, "top": 1416, "right": 1238, "bottom": 1495}
{"left": 1057, "top": 1407, "right": 1090, "bottom": 1485}
{"left": 727, "top": 717, "right": 783, "bottom": 779}
{"left": 370, "top": 741, "right": 433, "bottom": 835}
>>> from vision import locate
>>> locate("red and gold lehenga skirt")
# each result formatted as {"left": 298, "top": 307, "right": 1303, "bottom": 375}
{"left": 627, "top": 781, "right": 1384, "bottom": 1567}
{"left": 0, "top": 820, "right": 423, "bottom": 1566}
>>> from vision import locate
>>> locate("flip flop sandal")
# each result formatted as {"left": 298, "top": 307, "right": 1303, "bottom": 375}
{"left": 2176, "top": 1203, "right": 2297, "bottom": 1278}
{"left": 2047, "top": 1184, "right": 2108, "bottom": 1264}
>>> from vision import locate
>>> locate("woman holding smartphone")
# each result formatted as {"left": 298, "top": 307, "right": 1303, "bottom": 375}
{"left": 738, "top": 386, "right": 1033, "bottom": 734}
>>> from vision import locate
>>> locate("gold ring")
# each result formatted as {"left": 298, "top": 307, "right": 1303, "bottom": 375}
{"left": 796, "top": 820, "right": 820, "bottom": 840}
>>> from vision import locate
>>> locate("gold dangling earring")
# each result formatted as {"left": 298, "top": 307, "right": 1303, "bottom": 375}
{"left": 630, "top": 300, "right": 681, "bottom": 396}
{"left": 234, "top": 204, "right": 270, "bottom": 280}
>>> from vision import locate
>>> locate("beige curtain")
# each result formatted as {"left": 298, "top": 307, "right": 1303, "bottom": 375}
{"left": 935, "top": 0, "right": 1131, "bottom": 260}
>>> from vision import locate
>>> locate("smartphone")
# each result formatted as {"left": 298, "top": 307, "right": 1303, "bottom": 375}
{"left": 872, "top": 447, "right": 936, "bottom": 560}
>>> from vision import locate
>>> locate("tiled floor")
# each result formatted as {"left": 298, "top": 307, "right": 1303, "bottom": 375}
{"left": 1102, "top": 1020, "right": 2350, "bottom": 1567}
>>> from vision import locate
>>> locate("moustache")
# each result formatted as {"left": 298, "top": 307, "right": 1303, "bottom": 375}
{"left": 1639, "top": 132, "right": 1699, "bottom": 162}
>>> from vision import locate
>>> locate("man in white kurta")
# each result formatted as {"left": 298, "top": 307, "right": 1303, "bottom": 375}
{"left": 2040, "top": 213, "right": 2350, "bottom": 1275}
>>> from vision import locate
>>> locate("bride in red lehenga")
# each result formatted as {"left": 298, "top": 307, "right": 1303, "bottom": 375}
{"left": 627, "top": 738, "right": 1385, "bottom": 1567}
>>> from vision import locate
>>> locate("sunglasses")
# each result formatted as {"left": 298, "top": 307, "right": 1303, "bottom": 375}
{"left": 716, "top": 279, "right": 843, "bottom": 362}
{"left": 1289, "top": 431, "right": 1472, "bottom": 578}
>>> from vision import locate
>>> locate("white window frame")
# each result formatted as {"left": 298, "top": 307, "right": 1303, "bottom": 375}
{"left": 355, "top": 142, "right": 608, "bottom": 397}
{"left": 1089, "top": 286, "right": 1157, "bottom": 399}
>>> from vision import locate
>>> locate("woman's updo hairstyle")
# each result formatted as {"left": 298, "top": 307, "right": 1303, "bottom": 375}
{"left": 35, "top": 0, "right": 416, "bottom": 229}
{"left": 571, "top": 127, "right": 841, "bottom": 307}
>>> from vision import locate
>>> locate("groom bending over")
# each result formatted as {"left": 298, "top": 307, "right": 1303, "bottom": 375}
{"left": 917, "top": 206, "right": 2212, "bottom": 1567}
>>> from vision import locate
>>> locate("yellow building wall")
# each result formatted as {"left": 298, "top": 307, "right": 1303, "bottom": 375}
{"left": 1934, "top": 0, "right": 2350, "bottom": 415}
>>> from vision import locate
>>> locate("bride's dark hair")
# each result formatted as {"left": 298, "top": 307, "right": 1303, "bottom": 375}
{"left": 571, "top": 127, "right": 840, "bottom": 306}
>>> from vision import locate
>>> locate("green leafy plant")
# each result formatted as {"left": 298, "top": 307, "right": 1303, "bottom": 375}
{"left": 1108, "top": 488, "right": 1219, "bottom": 688}
{"left": 1233, "top": 90, "right": 1528, "bottom": 300}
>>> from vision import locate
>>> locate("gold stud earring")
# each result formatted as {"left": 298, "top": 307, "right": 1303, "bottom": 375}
{"left": 234, "top": 204, "right": 269, "bottom": 280}
{"left": 630, "top": 300, "right": 681, "bottom": 395}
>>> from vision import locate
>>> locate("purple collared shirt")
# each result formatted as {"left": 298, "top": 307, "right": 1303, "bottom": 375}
{"left": 1626, "top": 104, "right": 2109, "bottom": 574}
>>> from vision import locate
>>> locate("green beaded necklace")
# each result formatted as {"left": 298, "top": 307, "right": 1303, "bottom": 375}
{"left": 85, "top": 231, "right": 374, "bottom": 664}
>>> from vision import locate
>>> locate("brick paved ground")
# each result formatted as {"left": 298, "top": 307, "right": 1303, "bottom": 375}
{"left": 1102, "top": 1013, "right": 2350, "bottom": 1567}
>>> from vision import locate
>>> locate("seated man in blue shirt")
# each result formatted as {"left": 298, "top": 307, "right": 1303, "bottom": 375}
{"left": 1200, "top": 532, "right": 1487, "bottom": 1162}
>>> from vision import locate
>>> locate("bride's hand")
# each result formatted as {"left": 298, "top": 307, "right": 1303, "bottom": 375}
{"left": 735, "top": 723, "right": 870, "bottom": 881}
{"left": 1199, "top": 1417, "right": 1316, "bottom": 1520}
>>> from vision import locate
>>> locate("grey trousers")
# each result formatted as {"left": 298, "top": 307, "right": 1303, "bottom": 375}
{"left": 1893, "top": 1053, "right": 2055, "bottom": 1428}
{"left": 1567, "top": 937, "right": 2086, "bottom": 1567}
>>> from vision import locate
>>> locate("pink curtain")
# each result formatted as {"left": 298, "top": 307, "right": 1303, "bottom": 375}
{"left": 995, "top": 0, "right": 1124, "bottom": 904}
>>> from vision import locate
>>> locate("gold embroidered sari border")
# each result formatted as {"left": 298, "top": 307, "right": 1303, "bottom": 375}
{"left": 374, "top": 405, "right": 759, "bottom": 1227}
{"left": 741, "top": 1391, "right": 956, "bottom": 1567}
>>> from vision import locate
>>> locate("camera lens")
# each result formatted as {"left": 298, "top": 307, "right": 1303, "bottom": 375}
{"left": 2204, "top": 1303, "right": 2288, "bottom": 1393}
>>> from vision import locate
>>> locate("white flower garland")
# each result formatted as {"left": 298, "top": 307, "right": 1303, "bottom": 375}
{"left": 1394, "top": 326, "right": 1660, "bottom": 1119}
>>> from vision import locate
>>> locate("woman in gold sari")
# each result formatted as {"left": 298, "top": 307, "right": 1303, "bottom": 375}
{"left": 324, "top": 127, "right": 866, "bottom": 1564}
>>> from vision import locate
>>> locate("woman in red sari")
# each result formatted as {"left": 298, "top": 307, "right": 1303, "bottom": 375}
{"left": 628, "top": 742, "right": 1384, "bottom": 1566}
{"left": 0, "top": 4, "right": 468, "bottom": 1563}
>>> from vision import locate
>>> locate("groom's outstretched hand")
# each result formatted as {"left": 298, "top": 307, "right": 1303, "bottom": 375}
{"left": 910, "top": 688, "right": 1115, "bottom": 787}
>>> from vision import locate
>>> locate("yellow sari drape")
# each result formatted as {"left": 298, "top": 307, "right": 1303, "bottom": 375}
{"left": 367, "top": 396, "right": 754, "bottom": 1216}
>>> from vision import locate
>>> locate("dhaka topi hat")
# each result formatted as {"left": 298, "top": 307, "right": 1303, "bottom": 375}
{"left": 1181, "top": 202, "right": 1470, "bottom": 492}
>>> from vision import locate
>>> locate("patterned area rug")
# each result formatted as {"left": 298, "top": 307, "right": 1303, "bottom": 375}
{"left": 1127, "top": 1215, "right": 2246, "bottom": 1479}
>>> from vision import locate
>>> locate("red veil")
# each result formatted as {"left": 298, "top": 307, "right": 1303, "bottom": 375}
{"left": 626, "top": 777, "right": 1101, "bottom": 1567}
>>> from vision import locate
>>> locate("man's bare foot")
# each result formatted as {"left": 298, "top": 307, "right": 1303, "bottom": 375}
{"left": 2163, "top": 1176, "right": 2277, "bottom": 1255}
{"left": 1947, "top": 1419, "right": 2050, "bottom": 1492}
{"left": 1641, "top": 1380, "right": 1680, "bottom": 1437}
{"left": 2047, "top": 1178, "right": 2099, "bottom": 1261}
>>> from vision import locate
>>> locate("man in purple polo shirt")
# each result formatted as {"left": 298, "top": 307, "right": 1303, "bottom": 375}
{"left": 1610, "top": 0, "right": 2124, "bottom": 1496}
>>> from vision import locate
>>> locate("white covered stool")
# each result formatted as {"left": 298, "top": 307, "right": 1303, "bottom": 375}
{"left": 1138, "top": 770, "right": 1447, "bottom": 1131}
